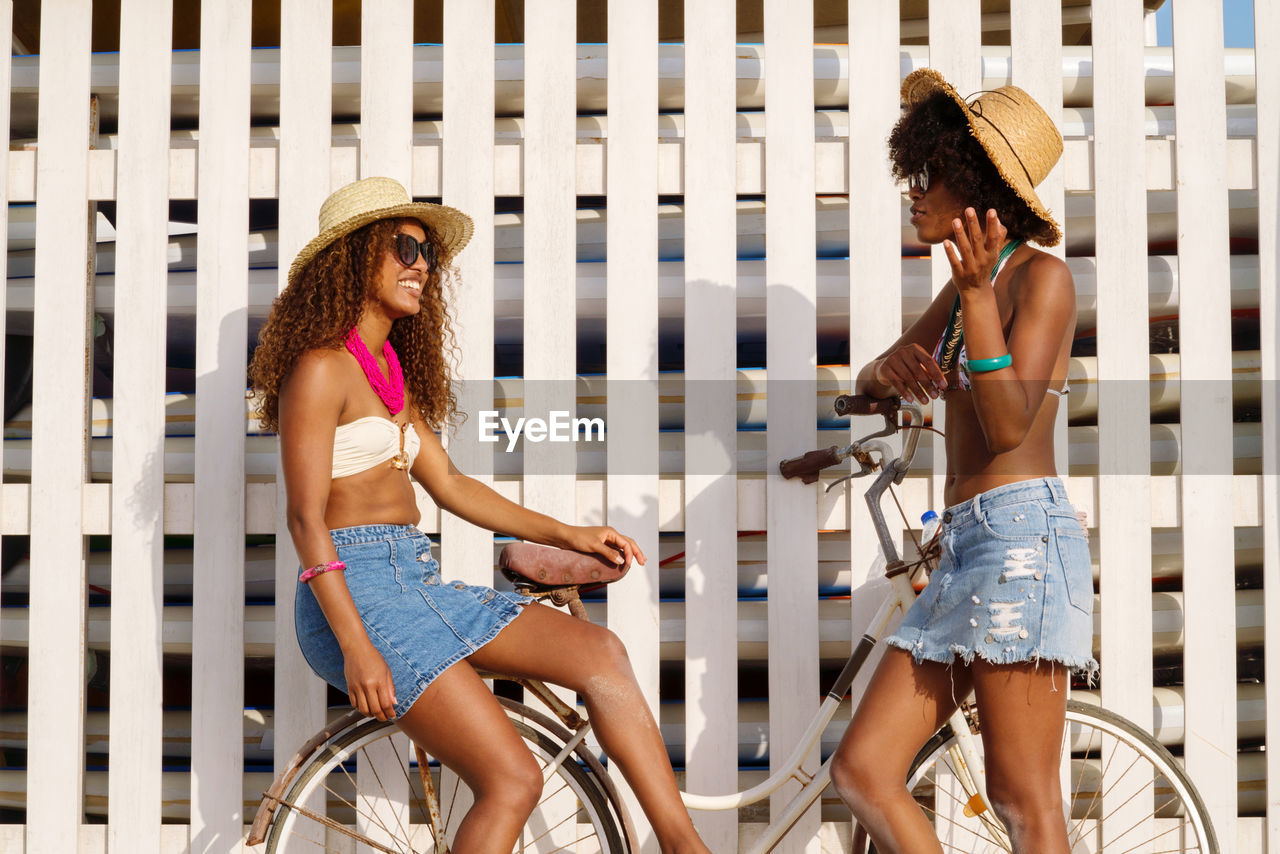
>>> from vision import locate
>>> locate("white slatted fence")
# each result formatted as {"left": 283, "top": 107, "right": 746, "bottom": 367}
{"left": 764, "top": 2, "right": 819, "bottom": 849}
{"left": 3, "top": 4, "right": 1274, "bottom": 851}
{"left": 108, "top": 0, "right": 172, "bottom": 850}
{"left": 1254, "top": 0, "right": 1279, "bottom": 848}
{"left": 273, "top": 0, "right": 334, "bottom": 834}
{"left": 522, "top": 4, "right": 584, "bottom": 850}
{"left": 606, "top": 2, "right": 663, "bottom": 849}
{"left": 1172, "top": 4, "right": 1240, "bottom": 846}
{"left": 190, "top": 2, "right": 251, "bottom": 851}
{"left": 440, "top": 0, "right": 497, "bottom": 588}
{"left": 682, "top": 0, "right": 740, "bottom": 848}
{"left": 26, "top": 1, "right": 92, "bottom": 851}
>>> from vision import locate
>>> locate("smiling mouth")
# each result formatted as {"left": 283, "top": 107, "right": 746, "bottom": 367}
{"left": 398, "top": 278, "right": 422, "bottom": 293}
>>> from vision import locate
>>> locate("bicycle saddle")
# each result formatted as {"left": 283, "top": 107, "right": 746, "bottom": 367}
{"left": 499, "top": 542, "right": 630, "bottom": 594}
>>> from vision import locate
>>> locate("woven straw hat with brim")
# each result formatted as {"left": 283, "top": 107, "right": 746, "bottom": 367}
{"left": 901, "top": 68, "right": 1063, "bottom": 247}
{"left": 287, "top": 176, "right": 475, "bottom": 287}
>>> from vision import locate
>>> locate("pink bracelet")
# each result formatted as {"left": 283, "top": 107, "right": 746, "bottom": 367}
{"left": 299, "top": 560, "right": 346, "bottom": 583}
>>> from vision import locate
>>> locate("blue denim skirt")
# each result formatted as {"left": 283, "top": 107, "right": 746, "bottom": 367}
{"left": 885, "top": 478, "right": 1098, "bottom": 679}
{"left": 295, "top": 524, "right": 532, "bottom": 717}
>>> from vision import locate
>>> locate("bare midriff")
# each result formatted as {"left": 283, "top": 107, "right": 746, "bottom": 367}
{"left": 323, "top": 464, "right": 421, "bottom": 530}
{"left": 941, "top": 390, "right": 1061, "bottom": 507}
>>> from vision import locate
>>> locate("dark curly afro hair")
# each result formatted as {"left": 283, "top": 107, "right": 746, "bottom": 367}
{"left": 888, "top": 91, "right": 1059, "bottom": 247}
{"left": 249, "top": 217, "right": 459, "bottom": 434}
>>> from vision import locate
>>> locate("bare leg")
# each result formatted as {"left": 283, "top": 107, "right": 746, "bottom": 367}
{"left": 829, "top": 647, "right": 974, "bottom": 854}
{"left": 469, "top": 602, "right": 710, "bottom": 854}
{"left": 969, "top": 660, "right": 1071, "bottom": 854}
{"left": 395, "top": 661, "right": 545, "bottom": 853}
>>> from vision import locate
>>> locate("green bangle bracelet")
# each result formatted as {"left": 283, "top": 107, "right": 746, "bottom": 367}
{"left": 964, "top": 353, "right": 1012, "bottom": 373}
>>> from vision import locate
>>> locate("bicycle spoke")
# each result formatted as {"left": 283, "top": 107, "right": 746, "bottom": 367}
{"left": 1066, "top": 723, "right": 1100, "bottom": 846}
{"left": 513, "top": 804, "right": 595, "bottom": 851}
{"left": 917, "top": 756, "right": 1009, "bottom": 851}
{"left": 268, "top": 792, "right": 405, "bottom": 854}
{"left": 265, "top": 710, "right": 625, "bottom": 854}
{"left": 359, "top": 743, "right": 416, "bottom": 852}
{"left": 1115, "top": 823, "right": 1203, "bottom": 854}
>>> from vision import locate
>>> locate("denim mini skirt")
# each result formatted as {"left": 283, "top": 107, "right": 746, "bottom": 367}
{"left": 885, "top": 478, "right": 1098, "bottom": 679}
{"left": 295, "top": 524, "right": 532, "bottom": 718}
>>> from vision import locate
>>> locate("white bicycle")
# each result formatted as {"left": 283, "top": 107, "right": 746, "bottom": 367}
{"left": 248, "top": 395, "right": 1217, "bottom": 853}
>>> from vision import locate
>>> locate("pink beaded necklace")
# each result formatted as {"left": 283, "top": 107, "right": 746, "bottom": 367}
{"left": 345, "top": 327, "right": 405, "bottom": 415}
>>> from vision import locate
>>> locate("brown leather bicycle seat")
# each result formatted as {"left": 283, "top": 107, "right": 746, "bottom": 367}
{"left": 499, "top": 542, "right": 629, "bottom": 592}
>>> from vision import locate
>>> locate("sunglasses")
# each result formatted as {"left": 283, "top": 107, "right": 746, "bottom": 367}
{"left": 393, "top": 232, "right": 438, "bottom": 272}
{"left": 905, "top": 164, "right": 930, "bottom": 194}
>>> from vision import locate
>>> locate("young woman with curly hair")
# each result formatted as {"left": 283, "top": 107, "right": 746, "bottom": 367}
{"left": 827, "top": 71, "right": 1097, "bottom": 853}
{"left": 250, "top": 177, "right": 709, "bottom": 854}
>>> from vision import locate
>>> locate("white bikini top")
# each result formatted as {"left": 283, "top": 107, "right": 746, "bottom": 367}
{"left": 332, "top": 417, "right": 421, "bottom": 479}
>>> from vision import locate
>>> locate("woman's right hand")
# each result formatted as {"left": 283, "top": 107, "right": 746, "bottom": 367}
{"left": 343, "top": 641, "right": 398, "bottom": 721}
{"left": 873, "top": 344, "right": 948, "bottom": 405}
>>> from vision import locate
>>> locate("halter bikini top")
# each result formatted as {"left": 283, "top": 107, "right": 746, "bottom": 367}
{"left": 931, "top": 240, "right": 1069, "bottom": 398}
{"left": 332, "top": 417, "right": 421, "bottom": 479}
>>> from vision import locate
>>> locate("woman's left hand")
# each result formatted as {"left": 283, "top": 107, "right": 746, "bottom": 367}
{"left": 560, "top": 525, "right": 647, "bottom": 569}
{"left": 943, "top": 207, "right": 1007, "bottom": 295}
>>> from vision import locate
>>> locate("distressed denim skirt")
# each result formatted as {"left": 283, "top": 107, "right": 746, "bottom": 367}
{"left": 885, "top": 478, "right": 1098, "bottom": 679}
{"left": 295, "top": 524, "right": 532, "bottom": 718}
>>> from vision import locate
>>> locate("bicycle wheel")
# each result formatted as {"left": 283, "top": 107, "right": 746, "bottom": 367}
{"left": 859, "top": 699, "right": 1217, "bottom": 853}
{"left": 261, "top": 697, "right": 631, "bottom": 853}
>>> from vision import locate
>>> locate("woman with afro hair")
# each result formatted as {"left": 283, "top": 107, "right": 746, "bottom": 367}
{"left": 250, "top": 177, "right": 709, "bottom": 854}
{"left": 827, "top": 70, "right": 1097, "bottom": 853}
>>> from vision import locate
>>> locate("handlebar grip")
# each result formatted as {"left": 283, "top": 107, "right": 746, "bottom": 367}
{"left": 778, "top": 446, "right": 844, "bottom": 484}
{"left": 833, "top": 394, "right": 900, "bottom": 417}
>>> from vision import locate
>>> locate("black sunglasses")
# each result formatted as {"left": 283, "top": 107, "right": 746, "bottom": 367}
{"left": 393, "top": 232, "right": 438, "bottom": 271}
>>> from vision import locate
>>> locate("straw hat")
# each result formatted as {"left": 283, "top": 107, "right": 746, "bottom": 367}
{"left": 901, "top": 68, "right": 1063, "bottom": 246}
{"left": 287, "top": 177, "right": 474, "bottom": 286}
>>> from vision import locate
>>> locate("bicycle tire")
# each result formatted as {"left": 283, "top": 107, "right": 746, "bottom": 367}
{"left": 262, "top": 698, "right": 631, "bottom": 853}
{"left": 858, "top": 699, "right": 1218, "bottom": 853}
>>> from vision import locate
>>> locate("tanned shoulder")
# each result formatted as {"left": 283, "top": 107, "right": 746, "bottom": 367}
{"left": 283, "top": 347, "right": 351, "bottom": 414}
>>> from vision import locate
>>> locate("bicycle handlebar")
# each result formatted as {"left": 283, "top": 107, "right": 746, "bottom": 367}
{"left": 777, "top": 395, "right": 924, "bottom": 484}
{"left": 832, "top": 394, "right": 899, "bottom": 418}
{"left": 777, "top": 446, "right": 844, "bottom": 484}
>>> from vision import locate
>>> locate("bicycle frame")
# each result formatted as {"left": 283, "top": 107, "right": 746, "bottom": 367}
{"left": 674, "top": 402, "right": 999, "bottom": 853}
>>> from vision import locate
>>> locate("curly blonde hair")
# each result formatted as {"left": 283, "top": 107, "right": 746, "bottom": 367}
{"left": 249, "top": 218, "right": 459, "bottom": 433}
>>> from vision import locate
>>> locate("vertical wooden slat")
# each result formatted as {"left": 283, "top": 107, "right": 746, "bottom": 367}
{"left": 606, "top": 2, "right": 660, "bottom": 847}
{"left": 360, "top": 0, "right": 413, "bottom": 186}
{"left": 764, "top": 1, "right": 818, "bottom": 848}
{"left": 274, "top": 0, "right": 333, "bottom": 806}
{"left": 1171, "top": 3, "right": 1238, "bottom": 844}
{"left": 1090, "top": 0, "right": 1153, "bottom": 732}
{"left": 438, "top": 1, "right": 495, "bottom": 832}
{"left": 1255, "top": 0, "right": 1279, "bottom": 847}
{"left": 522, "top": 4, "right": 577, "bottom": 526}
{"left": 0, "top": 0, "right": 9, "bottom": 481}
{"left": 926, "top": 3, "right": 980, "bottom": 511}
{"left": 190, "top": 2, "right": 250, "bottom": 850}
{"left": 108, "top": 1, "right": 172, "bottom": 849}
{"left": 522, "top": 6, "right": 579, "bottom": 847}
{"left": 26, "top": 0, "right": 92, "bottom": 849}
{"left": 0, "top": 0, "right": 12, "bottom": 628}
{"left": 682, "top": 0, "right": 738, "bottom": 848}
{"left": 1010, "top": 0, "right": 1068, "bottom": 466}
{"left": 845, "top": 0, "right": 902, "bottom": 712}
{"left": 357, "top": 9, "right": 416, "bottom": 836}
{"left": 1091, "top": 5, "right": 1157, "bottom": 847}
{"left": 441, "top": 0, "right": 496, "bottom": 589}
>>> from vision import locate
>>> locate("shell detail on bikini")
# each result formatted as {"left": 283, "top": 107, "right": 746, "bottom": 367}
{"left": 332, "top": 416, "right": 421, "bottom": 478}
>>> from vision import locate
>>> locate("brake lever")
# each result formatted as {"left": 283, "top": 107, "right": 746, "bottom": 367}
{"left": 823, "top": 442, "right": 884, "bottom": 493}
{"left": 850, "top": 412, "right": 899, "bottom": 447}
